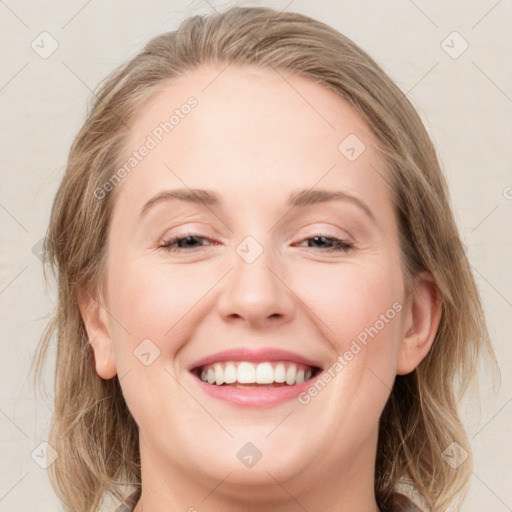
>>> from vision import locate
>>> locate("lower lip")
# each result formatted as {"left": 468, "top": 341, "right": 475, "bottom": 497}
{"left": 191, "top": 372, "right": 321, "bottom": 408}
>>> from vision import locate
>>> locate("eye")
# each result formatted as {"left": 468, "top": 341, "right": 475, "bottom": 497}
{"left": 158, "top": 233, "right": 353, "bottom": 254}
{"left": 294, "top": 235, "right": 353, "bottom": 253}
{"left": 159, "top": 234, "right": 216, "bottom": 252}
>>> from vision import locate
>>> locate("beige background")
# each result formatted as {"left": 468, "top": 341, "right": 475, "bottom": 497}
{"left": 0, "top": 0, "right": 511, "bottom": 510}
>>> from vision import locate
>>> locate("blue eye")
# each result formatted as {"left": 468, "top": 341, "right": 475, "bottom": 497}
{"left": 159, "top": 234, "right": 353, "bottom": 253}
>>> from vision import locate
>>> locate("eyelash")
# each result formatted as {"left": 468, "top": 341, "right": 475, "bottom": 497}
{"left": 159, "top": 233, "right": 354, "bottom": 253}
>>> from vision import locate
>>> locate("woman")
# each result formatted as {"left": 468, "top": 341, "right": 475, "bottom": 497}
{"left": 34, "top": 6, "right": 494, "bottom": 512}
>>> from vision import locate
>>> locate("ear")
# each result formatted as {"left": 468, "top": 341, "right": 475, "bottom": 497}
{"left": 77, "top": 283, "right": 117, "bottom": 380}
{"left": 397, "top": 272, "right": 442, "bottom": 375}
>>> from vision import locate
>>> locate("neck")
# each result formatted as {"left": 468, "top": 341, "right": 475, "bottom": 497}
{"left": 132, "top": 431, "right": 380, "bottom": 512}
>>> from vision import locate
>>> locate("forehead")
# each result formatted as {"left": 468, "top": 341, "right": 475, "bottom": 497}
{"left": 113, "top": 63, "right": 389, "bottom": 219}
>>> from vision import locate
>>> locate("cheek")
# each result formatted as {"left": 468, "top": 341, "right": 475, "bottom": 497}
{"left": 285, "top": 261, "right": 404, "bottom": 458}
{"left": 106, "top": 251, "right": 404, "bottom": 363}
{"left": 298, "top": 260, "right": 403, "bottom": 352}
{"left": 106, "top": 255, "right": 212, "bottom": 336}
{"left": 296, "top": 259, "right": 403, "bottom": 410}
{"left": 298, "top": 262, "right": 403, "bottom": 427}
{"left": 102, "top": 258, "right": 203, "bottom": 419}
{"left": 103, "top": 255, "right": 204, "bottom": 378}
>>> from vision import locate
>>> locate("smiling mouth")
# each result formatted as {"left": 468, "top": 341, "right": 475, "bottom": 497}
{"left": 191, "top": 361, "right": 321, "bottom": 388}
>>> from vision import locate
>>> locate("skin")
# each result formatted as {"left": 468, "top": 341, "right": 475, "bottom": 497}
{"left": 79, "top": 64, "right": 441, "bottom": 512}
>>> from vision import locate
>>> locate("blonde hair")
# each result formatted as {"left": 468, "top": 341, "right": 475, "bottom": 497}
{"left": 33, "top": 6, "right": 495, "bottom": 512}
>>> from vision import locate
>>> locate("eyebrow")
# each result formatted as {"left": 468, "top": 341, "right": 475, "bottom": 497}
{"left": 139, "top": 187, "right": 376, "bottom": 223}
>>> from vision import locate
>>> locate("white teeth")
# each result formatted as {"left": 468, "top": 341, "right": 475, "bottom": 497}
{"left": 237, "top": 362, "right": 255, "bottom": 383}
{"left": 198, "top": 361, "right": 316, "bottom": 386}
{"left": 255, "top": 362, "right": 274, "bottom": 384}
{"left": 274, "top": 363, "right": 286, "bottom": 383}
{"left": 285, "top": 365, "right": 296, "bottom": 385}
{"left": 214, "top": 363, "right": 224, "bottom": 385}
{"left": 224, "top": 363, "right": 237, "bottom": 384}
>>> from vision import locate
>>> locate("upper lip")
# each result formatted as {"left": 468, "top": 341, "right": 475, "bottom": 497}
{"left": 188, "top": 347, "right": 324, "bottom": 371}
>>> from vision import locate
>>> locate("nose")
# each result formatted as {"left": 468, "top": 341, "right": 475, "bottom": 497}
{"left": 217, "top": 240, "right": 295, "bottom": 330}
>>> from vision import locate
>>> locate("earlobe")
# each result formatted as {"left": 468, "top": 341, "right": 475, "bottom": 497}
{"left": 77, "top": 284, "right": 117, "bottom": 380}
{"left": 396, "top": 273, "right": 442, "bottom": 376}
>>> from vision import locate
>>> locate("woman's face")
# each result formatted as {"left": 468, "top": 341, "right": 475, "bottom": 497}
{"left": 83, "top": 64, "right": 435, "bottom": 505}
